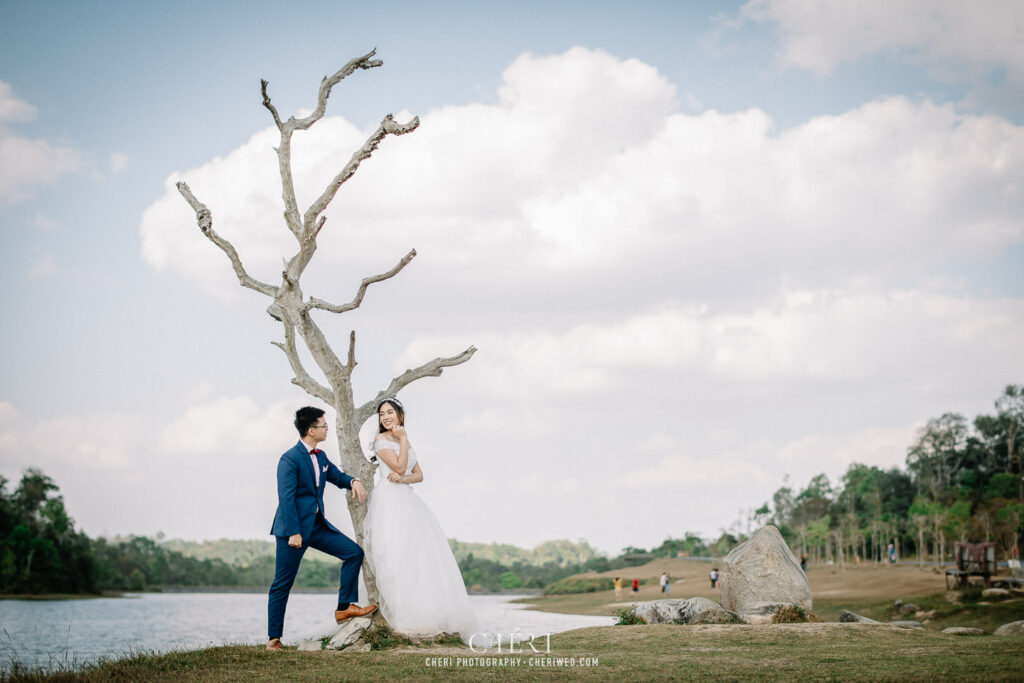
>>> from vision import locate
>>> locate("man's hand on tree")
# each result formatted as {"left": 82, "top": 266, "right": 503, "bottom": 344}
{"left": 352, "top": 479, "right": 367, "bottom": 503}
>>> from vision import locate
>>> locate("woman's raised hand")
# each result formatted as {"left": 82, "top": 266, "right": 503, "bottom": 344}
{"left": 390, "top": 424, "right": 408, "bottom": 441}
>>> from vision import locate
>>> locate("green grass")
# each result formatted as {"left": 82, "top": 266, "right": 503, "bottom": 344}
{"left": 5, "top": 624, "right": 1024, "bottom": 681}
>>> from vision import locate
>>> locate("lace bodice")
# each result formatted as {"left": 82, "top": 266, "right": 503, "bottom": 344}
{"left": 370, "top": 437, "right": 417, "bottom": 476}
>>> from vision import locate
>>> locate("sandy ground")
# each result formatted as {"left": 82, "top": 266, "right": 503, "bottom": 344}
{"left": 518, "top": 558, "right": 973, "bottom": 616}
{"left": 593, "top": 557, "right": 949, "bottom": 600}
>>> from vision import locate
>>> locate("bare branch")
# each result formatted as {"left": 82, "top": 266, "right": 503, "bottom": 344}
{"left": 355, "top": 346, "right": 477, "bottom": 425}
{"left": 303, "top": 114, "right": 420, "bottom": 231}
{"left": 260, "top": 79, "right": 282, "bottom": 128}
{"left": 347, "top": 330, "right": 357, "bottom": 371}
{"left": 292, "top": 49, "right": 383, "bottom": 132}
{"left": 175, "top": 182, "right": 277, "bottom": 297}
{"left": 270, "top": 322, "right": 336, "bottom": 403}
{"left": 303, "top": 248, "right": 417, "bottom": 314}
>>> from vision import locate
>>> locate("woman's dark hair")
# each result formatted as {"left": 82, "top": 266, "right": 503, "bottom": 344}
{"left": 377, "top": 399, "right": 405, "bottom": 433}
{"left": 295, "top": 406, "right": 325, "bottom": 437}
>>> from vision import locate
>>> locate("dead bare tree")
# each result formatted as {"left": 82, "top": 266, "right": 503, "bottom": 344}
{"left": 175, "top": 50, "right": 476, "bottom": 604}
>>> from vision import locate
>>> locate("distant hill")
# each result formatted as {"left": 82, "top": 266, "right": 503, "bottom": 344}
{"left": 159, "top": 537, "right": 604, "bottom": 568}
{"left": 161, "top": 538, "right": 275, "bottom": 566}
{"left": 448, "top": 538, "right": 603, "bottom": 567}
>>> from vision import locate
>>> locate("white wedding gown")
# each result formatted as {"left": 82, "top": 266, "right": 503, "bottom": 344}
{"left": 363, "top": 438, "right": 477, "bottom": 640}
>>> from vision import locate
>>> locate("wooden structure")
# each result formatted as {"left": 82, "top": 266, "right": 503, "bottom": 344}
{"left": 945, "top": 542, "right": 997, "bottom": 589}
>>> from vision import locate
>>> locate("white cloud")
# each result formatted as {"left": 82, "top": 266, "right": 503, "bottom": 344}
{"left": 0, "top": 82, "right": 36, "bottom": 123}
{"left": 0, "top": 81, "right": 81, "bottom": 204}
{"left": 741, "top": 0, "right": 1024, "bottom": 76}
{"left": 110, "top": 152, "right": 129, "bottom": 173}
{"left": 397, "top": 289, "right": 1024, "bottom": 398}
{"left": 28, "top": 252, "right": 55, "bottom": 278}
{"left": 139, "top": 49, "right": 1024, "bottom": 313}
{"left": 158, "top": 395, "right": 300, "bottom": 456}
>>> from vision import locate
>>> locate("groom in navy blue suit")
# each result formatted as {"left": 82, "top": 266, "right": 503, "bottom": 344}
{"left": 266, "top": 406, "right": 377, "bottom": 650}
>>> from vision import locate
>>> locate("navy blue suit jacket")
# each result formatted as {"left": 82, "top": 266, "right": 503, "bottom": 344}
{"left": 270, "top": 440, "right": 354, "bottom": 539}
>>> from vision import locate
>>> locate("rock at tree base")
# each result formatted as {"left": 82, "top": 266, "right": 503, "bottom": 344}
{"left": 297, "top": 617, "right": 374, "bottom": 651}
{"left": 942, "top": 627, "right": 985, "bottom": 636}
{"left": 719, "top": 525, "right": 812, "bottom": 620}
{"left": 994, "top": 620, "right": 1024, "bottom": 636}
{"left": 631, "top": 598, "right": 739, "bottom": 624}
{"left": 839, "top": 610, "right": 879, "bottom": 624}
{"left": 328, "top": 617, "right": 374, "bottom": 650}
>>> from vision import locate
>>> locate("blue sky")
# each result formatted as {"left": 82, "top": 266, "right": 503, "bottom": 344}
{"left": 1, "top": 1, "right": 1022, "bottom": 554}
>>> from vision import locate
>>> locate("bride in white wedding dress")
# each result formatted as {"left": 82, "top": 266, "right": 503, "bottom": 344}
{"left": 362, "top": 397, "right": 477, "bottom": 639}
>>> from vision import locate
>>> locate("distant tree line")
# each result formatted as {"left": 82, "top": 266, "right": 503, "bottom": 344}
{"left": 0, "top": 470, "right": 626, "bottom": 595}
{"left": 753, "top": 384, "right": 1024, "bottom": 566}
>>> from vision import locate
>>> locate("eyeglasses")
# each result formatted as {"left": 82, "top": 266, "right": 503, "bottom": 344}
{"left": 312, "top": 424, "right": 328, "bottom": 430}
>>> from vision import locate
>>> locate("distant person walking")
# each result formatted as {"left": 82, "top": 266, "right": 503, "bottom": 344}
{"left": 631, "top": 577, "right": 639, "bottom": 595}
{"left": 659, "top": 572, "right": 668, "bottom": 594}
{"left": 664, "top": 573, "right": 671, "bottom": 595}
{"left": 709, "top": 568, "right": 719, "bottom": 589}
{"left": 614, "top": 576, "right": 623, "bottom": 600}
{"left": 888, "top": 542, "right": 897, "bottom": 565}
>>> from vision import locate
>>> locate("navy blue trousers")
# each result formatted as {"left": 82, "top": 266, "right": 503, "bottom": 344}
{"left": 267, "top": 516, "right": 364, "bottom": 640}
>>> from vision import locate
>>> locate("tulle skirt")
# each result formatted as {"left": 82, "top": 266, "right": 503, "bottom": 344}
{"left": 363, "top": 478, "right": 477, "bottom": 639}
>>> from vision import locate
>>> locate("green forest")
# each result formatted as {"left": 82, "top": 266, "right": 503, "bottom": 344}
{"left": 2, "top": 385, "right": 1021, "bottom": 596}
{"left": 628, "top": 385, "right": 1024, "bottom": 566}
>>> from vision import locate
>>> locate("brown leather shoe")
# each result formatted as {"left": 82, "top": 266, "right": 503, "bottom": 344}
{"left": 266, "top": 638, "right": 283, "bottom": 651}
{"left": 335, "top": 603, "right": 378, "bottom": 623}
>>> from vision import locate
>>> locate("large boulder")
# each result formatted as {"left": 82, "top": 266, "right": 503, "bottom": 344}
{"left": 632, "top": 598, "right": 739, "bottom": 625}
{"left": 994, "top": 620, "right": 1024, "bottom": 636}
{"left": 719, "top": 526, "right": 812, "bottom": 618}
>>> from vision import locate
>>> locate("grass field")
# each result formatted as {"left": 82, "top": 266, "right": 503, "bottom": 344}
{"left": 5, "top": 560, "right": 1023, "bottom": 681}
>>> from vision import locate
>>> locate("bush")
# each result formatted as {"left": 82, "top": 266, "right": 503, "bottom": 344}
{"left": 543, "top": 577, "right": 613, "bottom": 595}
{"left": 773, "top": 604, "right": 812, "bottom": 623}
{"left": 360, "top": 624, "right": 413, "bottom": 651}
{"left": 616, "top": 609, "right": 646, "bottom": 625}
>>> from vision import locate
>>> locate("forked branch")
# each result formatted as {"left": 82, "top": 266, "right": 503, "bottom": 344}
{"left": 355, "top": 346, "right": 478, "bottom": 425}
{"left": 292, "top": 49, "right": 383, "bottom": 132}
{"left": 175, "top": 182, "right": 278, "bottom": 298}
{"left": 302, "top": 114, "right": 420, "bottom": 231}
{"left": 270, "top": 321, "right": 336, "bottom": 403}
{"left": 303, "top": 249, "right": 417, "bottom": 314}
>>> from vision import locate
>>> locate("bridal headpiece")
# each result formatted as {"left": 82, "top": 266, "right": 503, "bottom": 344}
{"left": 377, "top": 396, "right": 403, "bottom": 411}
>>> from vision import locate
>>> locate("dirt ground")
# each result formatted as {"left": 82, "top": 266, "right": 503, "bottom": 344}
{"left": 518, "top": 558, "right": 974, "bottom": 616}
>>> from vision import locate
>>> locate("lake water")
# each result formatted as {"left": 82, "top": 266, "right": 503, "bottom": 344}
{"left": 0, "top": 593, "right": 614, "bottom": 671}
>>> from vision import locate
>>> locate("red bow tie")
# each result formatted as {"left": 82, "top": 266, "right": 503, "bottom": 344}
{"left": 311, "top": 449, "right": 322, "bottom": 455}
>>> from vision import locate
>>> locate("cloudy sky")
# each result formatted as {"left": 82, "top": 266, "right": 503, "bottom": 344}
{"left": 1, "top": 1, "right": 1022, "bottom": 555}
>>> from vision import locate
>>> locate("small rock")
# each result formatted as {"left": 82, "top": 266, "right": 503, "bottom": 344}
{"left": 942, "top": 627, "right": 985, "bottom": 636}
{"left": 327, "top": 617, "right": 374, "bottom": 650}
{"left": 914, "top": 610, "right": 938, "bottom": 620}
{"left": 982, "top": 588, "right": 1011, "bottom": 599}
{"left": 839, "top": 610, "right": 879, "bottom": 624}
{"left": 944, "top": 591, "right": 961, "bottom": 604}
{"left": 297, "top": 638, "right": 322, "bottom": 651}
{"left": 896, "top": 602, "right": 920, "bottom": 615}
{"left": 888, "top": 620, "right": 924, "bottom": 628}
{"left": 994, "top": 620, "right": 1024, "bottom": 636}
{"left": 631, "top": 597, "right": 739, "bottom": 625}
